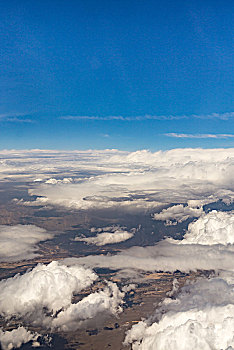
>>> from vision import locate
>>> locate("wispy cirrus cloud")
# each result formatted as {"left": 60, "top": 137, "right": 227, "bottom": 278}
{"left": 60, "top": 112, "right": 234, "bottom": 121}
{"left": 0, "top": 113, "right": 33, "bottom": 123}
{"left": 193, "top": 112, "right": 234, "bottom": 120}
{"left": 165, "top": 133, "right": 234, "bottom": 139}
{"left": 60, "top": 114, "right": 187, "bottom": 121}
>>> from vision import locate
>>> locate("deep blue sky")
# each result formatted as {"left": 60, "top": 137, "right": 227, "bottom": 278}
{"left": 0, "top": 0, "right": 233, "bottom": 150}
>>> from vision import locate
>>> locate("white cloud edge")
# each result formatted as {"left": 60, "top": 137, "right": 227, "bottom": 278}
{"left": 165, "top": 133, "right": 234, "bottom": 139}
{"left": 60, "top": 112, "right": 234, "bottom": 121}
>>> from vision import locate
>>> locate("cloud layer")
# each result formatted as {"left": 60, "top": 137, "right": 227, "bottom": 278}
{"left": 0, "top": 224, "right": 53, "bottom": 262}
{"left": 123, "top": 210, "right": 234, "bottom": 349}
{"left": 5, "top": 148, "right": 233, "bottom": 211}
{"left": 67, "top": 210, "right": 234, "bottom": 273}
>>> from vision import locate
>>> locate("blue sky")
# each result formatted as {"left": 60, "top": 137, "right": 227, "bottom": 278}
{"left": 0, "top": 0, "right": 233, "bottom": 150}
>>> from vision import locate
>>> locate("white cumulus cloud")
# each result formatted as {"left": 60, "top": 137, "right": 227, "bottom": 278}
{"left": 52, "top": 281, "right": 124, "bottom": 331}
{"left": 75, "top": 226, "right": 135, "bottom": 245}
{"left": 0, "top": 327, "right": 40, "bottom": 350}
{"left": 124, "top": 275, "right": 234, "bottom": 350}
{"left": 0, "top": 260, "right": 125, "bottom": 334}
{"left": 153, "top": 204, "right": 203, "bottom": 225}
{"left": 0, "top": 261, "right": 97, "bottom": 322}
{"left": 122, "top": 210, "right": 234, "bottom": 349}
{"left": 181, "top": 210, "right": 234, "bottom": 245}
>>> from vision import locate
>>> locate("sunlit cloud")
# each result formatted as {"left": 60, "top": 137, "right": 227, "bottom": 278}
{"left": 165, "top": 133, "right": 234, "bottom": 139}
{"left": 60, "top": 112, "right": 234, "bottom": 122}
{"left": 75, "top": 226, "right": 136, "bottom": 246}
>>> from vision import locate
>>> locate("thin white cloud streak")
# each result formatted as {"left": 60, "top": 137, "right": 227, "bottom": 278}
{"left": 60, "top": 111, "right": 234, "bottom": 121}
{"left": 60, "top": 114, "right": 187, "bottom": 121}
{"left": 0, "top": 224, "right": 54, "bottom": 262}
{"left": 0, "top": 113, "right": 33, "bottom": 123}
{"left": 165, "top": 133, "right": 234, "bottom": 139}
{"left": 65, "top": 241, "right": 234, "bottom": 274}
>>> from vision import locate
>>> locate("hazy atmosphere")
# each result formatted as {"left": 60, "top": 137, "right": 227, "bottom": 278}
{"left": 0, "top": 1, "right": 234, "bottom": 349}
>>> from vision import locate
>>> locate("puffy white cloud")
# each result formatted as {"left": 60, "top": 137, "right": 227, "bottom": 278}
{"left": 121, "top": 210, "right": 234, "bottom": 350}
{"left": 0, "top": 224, "right": 53, "bottom": 262}
{"left": 181, "top": 210, "right": 234, "bottom": 245}
{"left": 0, "top": 261, "right": 97, "bottom": 320}
{"left": 45, "top": 177, "right": 72, "bottom": 184}
{"left": 75, "top": 226, "right": 135, "bottom": 245}
{"left": 52, "top": 282, "right": 124, "bottom": 331}
{"left": 70, "top": 209, "right": 234, "bottom": 349}
{"left": 0, "top": 327, "right": 40, "bottom": 350}
{"left": 0, "top": 260, "right": 125, "bottom": 334}
{"left": 124, "top": 276, "right": 234, "bottom": 350}
{"left": 153, "top": 204, "right": 203, "bottom": 225}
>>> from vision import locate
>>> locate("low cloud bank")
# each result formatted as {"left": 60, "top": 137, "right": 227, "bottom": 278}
{"left": 1, "top": 148, "right": 233, "bottom": 211}
{"left": 0, "top": 224, "right": 53, "bottom": 262}
{"left": 68, "top": 210, "right": 234, "bottom": 273}
{"left": 65, "top": 240, "right": 234, "bottom": 273}
{"left": 75, "top": 226, "right": 135, "bottom": 245}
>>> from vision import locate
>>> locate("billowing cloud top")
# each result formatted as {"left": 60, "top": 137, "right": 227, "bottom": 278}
{"left": 124, "top": 275, "right": 234, "bottom": 350}
{"left": 0, "top": 260, "right": 125, "bottom": 334}
{"left": 0, "top": 261, "right": 97, "bottom": 317}
{"left": 0, "top": 327, "right": 41, "bottom": 350}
